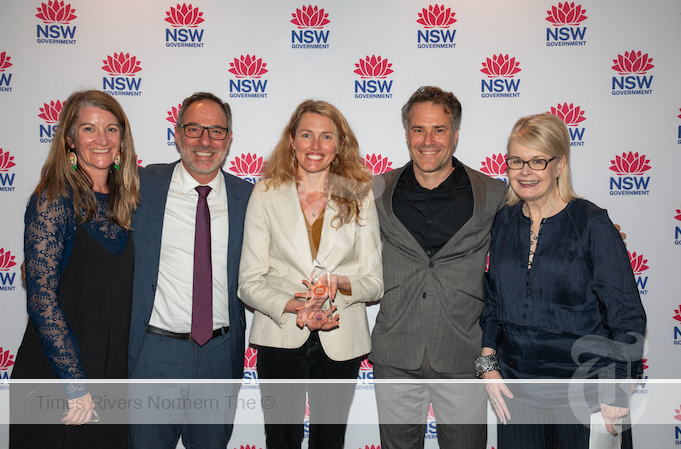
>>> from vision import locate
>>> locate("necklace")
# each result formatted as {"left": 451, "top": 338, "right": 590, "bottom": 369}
{"left": 527, "top": 196, "right": 559, "bottom": 240}
{"left": 304, "top": 192, "right": 326, "bottom": 218}
{"left": 526, "top": 197, "right": 558, "bottom": 268}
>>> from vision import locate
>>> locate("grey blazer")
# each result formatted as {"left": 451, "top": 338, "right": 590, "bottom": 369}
{"left": 370, "top": 161, "right": 507, "bottom": 375}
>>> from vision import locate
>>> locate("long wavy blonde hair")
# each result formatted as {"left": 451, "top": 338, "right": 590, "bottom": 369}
{"left": 263, "top": 100, "right": 372, "bottom": 227}
{"left": 33, "top": 90, "right": 140, "bottom": 229}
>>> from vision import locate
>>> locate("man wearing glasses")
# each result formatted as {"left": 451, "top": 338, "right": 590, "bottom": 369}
{"left": 127, "top": 92, "right": 253, "bottom": 448}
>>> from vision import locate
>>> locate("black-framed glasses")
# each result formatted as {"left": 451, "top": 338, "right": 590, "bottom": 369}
{"left": 505, "top": 157, "right": 556, "bottom": 171}
{"left": 180, "top": 124, "right": 229, "bottom": 140}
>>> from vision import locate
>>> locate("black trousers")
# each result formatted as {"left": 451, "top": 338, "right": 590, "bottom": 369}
{"left": 257, "top": 332, "right": 362, "bottom": 449}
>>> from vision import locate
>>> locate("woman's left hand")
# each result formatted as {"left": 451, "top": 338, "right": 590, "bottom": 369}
{"left": 600, "top": 403, "right": 628, "bottom": 436}
{"left": 482, "top": 370, "right": 514, "bottom": 425}
{"left": 61, "top": 392, "right": 95, "bottom": 425}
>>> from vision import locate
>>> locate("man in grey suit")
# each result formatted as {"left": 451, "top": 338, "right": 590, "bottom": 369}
{"left": 370, "top": 86, "right": 507, "bottom": 449}
{"left": 127, "top": 92, "right": 253, "bottom": 448}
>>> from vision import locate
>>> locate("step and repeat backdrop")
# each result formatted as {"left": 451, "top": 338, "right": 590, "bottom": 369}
{"left": 1, "top": 0, "right": 680, "bottom": 448}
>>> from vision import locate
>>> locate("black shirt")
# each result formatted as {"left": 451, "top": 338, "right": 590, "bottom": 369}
{"left": 392, "top": 157, "right": 474, "bottom": 258}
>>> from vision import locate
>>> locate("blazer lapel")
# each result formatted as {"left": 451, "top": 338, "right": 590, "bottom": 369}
{"left": 314, "top": 198, "right": 341, "bottom": 271}
{"left": 380, "top": 164, "right": 428, "bottom": 258}
{"left": 435, "top": 164, "right": 489, "bottom": 255}
{"left": 275, "top": 183, "right": 314, "bottom": 274}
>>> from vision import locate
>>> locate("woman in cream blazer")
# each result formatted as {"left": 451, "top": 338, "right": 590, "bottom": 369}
{"left": 238, "top": 100, "right": 383, "bottom": 449}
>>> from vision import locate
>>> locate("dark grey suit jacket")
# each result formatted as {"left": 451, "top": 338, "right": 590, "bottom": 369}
{"left": 127, "top": 161, "right": 253, "bottom": 380}
{"left": 370, "top": 161, "right": 507, "bottom": 375}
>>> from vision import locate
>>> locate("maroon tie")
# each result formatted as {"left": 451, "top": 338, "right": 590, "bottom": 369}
{"left": 191, "top": 185, "right": 213, "bottom": 346}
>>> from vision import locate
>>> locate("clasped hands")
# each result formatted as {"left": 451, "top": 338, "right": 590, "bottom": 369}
{"left": 285, "top": 274, "right": 349, "bottom": 331}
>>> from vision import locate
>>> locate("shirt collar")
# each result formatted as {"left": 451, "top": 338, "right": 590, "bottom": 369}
{"left": 176, "top": 162, "right": 223, "bottom": 197}
{"left": 405, "top": 156, "right": 465, "bottom": 194}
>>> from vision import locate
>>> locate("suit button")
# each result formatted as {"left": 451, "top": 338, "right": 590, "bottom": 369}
{"left": 426, "top": 250, "right": 432, "bottom": 256}
{"left": 524, "top": 303, "right": 528, "bottom": 308}
{"left": 429, "top": 262, "right": 434, "bottom": 268}
{"left": 523, "top": 313, "right": 527, "bottom": 318}
{"left": 422, "top": 292, "right": 426, "bottom": 298}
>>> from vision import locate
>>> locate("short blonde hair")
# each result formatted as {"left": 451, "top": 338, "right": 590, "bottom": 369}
{"left": 505, "top": 113, "right": 579, "bottom": 206}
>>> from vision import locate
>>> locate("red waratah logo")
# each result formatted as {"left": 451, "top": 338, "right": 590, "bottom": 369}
{"left": 678, "top": 108, "right": 681, "bottom": 120}
{"left": 36, "top": 0, "right": 77, "bottom": 24}
{"left": 611, "top": 51, "right": 654, "bottom": 75}
{"left": 244, "top": 347, "right": 258, "bottom": 370}
{"left": 417, "top": 5, "right": 457, "bottom": 28}
{"left": 675, "top": 208, "right": 681, "bottom": 221}
{"left": 642, "top": 359, "right": 648, "bottom": 370}
{"left": 674, "top": 306, "right": 681, "bottom": 323}
{"left": 0, "top": 52, "right": 12, "bottom": 72}
{"left": 165, "top": 4, "right": 204, "bottom": 27}
{"left": 675, "top": 406, "right": 681, "bottom": 422}
{"left": 545, "top": 2, "right": 587, "bottom": 26}
{"left": 609, "top": 152, "right": 651, "bottom": 176}
{"left": 229, "top": 154, "right": 264, "bottom": 178}
{"left": 136, "top": 156, "right": 143, "bottom": 167}
{"left": 360, "top": 357, "right": 373, "bottom": 371}
{"left": 290, "top": 5, "right": 330, "bottom": 29}
{"left": 0, "top": 249, "right": 17, "bottom": 271}
{"left": 0, "top": 348, "right": 15, "bottom": 370}
{"left": 166, "top": 103, "right": 182, "bottom": 125}
{"left": 480, "top": 54, "right": 521, "bottom": 78}
{"left": 427, "top": 403, "right": 435, "bottom": 420}
{"left": 549, "top": 103, "right": 586, "bottom": 126}
{"left": 363, "top": 446, "right": 380, "bottom": 449}
{"left": 38, "top": 100, "right": 64, "bottom": 123}
{"left": 102, "top": 53, "right": 142, "bottom": 76}
{"left": 628, "top": 252, "right": 649, "bottom": 275}
{"left": 238, "top": 446, "right": 261, "bottom": 449}
{"left": 362, "top": 154, "right": 393, "bottom": 175}
{"left": 0, "top": 149, "right": 16, "bottom": 171}
{"left": 480, "top": 154, "right": 508, "bottom": 177}
{"left": 229, "top": 55, "right": 268, "bottom": 79}
{"left": 354, "top": 56, "right": 393, "bottom": 79}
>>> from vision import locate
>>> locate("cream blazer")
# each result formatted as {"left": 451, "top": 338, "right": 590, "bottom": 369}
{"left": 238, "top": 180, "right": 383, "bottom": 361}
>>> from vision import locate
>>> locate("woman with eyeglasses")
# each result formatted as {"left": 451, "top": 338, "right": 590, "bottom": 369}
{"left": 477, "top": 113, "right": 645, "bottom": 449}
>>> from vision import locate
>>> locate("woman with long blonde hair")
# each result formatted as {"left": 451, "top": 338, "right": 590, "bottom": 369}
{"left": 238, "top": 100, "right": 383, "bottom": 448}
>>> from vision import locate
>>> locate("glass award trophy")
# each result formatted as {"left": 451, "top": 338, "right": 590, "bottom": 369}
{"left": 302, "top": 262, "right": 330, "bottom": 326}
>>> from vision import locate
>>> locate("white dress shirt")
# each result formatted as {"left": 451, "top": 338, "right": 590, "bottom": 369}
{"left": 149, "top": 163, "right": 230, "bottom": 332}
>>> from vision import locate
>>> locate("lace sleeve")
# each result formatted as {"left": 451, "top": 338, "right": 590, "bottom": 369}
{"left": 24, "top": 192, "right": 87, "bottom": 399}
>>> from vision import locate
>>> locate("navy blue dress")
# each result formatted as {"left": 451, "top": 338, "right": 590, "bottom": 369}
{"left": 480, "top": 199, "right": 645, "bottom": 408}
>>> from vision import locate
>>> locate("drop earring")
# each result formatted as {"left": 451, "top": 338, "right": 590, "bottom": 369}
{"left": 114, "top": 154, "right": 121, "bottom": 170}
{"left": 69, "top": 151, "right": 77, "bottom": 170}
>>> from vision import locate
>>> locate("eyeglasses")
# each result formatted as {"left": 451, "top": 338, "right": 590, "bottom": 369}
{"left": 181, "top": 124, "right": 229, "bottom": 140}
{"left": 505, "top": 157, "right": 556, "bottom": 171}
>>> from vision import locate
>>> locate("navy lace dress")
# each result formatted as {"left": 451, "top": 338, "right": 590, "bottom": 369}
{"left": 11, "top": 190, "right": 133, "bottom": 449}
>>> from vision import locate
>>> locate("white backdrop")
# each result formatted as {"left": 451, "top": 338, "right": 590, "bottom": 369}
{"left": 1, "top": 0, "right": 681, "bottom": 448}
